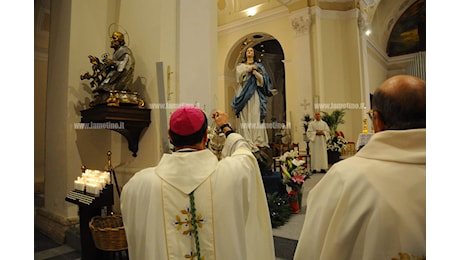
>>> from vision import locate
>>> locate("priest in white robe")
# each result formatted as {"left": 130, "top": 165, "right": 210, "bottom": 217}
{"left": 294, "top": 75, "right": 426, "bottom": 259}
{"left": 120, "top": 106, "right": 275, "bottom": 260}
{"left": 307, "top": 112, "right": 330, "bottom": 172}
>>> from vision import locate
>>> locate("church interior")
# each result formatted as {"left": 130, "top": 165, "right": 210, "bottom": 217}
{"left": 33, "top": 0, "right": 426, "bottom": 259}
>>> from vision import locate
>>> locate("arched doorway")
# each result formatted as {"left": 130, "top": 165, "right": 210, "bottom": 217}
{"left": 224, "top": 33, "right": 286, "bottom": 147}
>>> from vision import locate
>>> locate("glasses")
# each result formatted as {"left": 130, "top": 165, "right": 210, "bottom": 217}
{"left": 366, "top": 109, "right": 374, "bottom": 119}
{"left": 367, "top": 109, "right": 385, "bottom": 123}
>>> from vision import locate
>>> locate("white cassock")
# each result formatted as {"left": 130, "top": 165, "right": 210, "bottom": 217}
{"left": 307, "top": 119, "right": 330, "bottom": 171}
{"left": 120, "top": 133, "right": 275, "bottom": 260}
{"left": 234, "top": 63, "right": 269, "bottom": 151}
{"left": 294, "top": 129, "right": 426, "bottom": 260}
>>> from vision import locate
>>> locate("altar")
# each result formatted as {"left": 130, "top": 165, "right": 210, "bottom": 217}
{"left": 357, "top": 133, "right": 374, "bottom": 151}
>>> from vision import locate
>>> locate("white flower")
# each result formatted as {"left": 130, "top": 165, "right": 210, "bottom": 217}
{"left": 291, "top": 158, "right": 305, "bottom": 167}
{"left": 327, "top": 136, "right": 348, "bottom": 152}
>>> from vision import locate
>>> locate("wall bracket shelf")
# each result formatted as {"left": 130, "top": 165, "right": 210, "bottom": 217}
{"left": 80, "top": 106, "right": 151, "bottom": 157}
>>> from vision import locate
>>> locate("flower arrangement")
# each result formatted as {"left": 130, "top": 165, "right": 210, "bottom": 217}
{"left": 279, "top": 150, "right": 311, "bottom": 193}
{"left": 327, "top": 135, "right": 348, "bottom": 152}
{"left": 279, "top": 150, "right": 311, "bottom": 214}
{"left": 321, "top": 109, "right": 348, "bottom": 153}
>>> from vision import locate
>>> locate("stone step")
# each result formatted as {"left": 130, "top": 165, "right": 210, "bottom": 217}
{"left": 274, "top": 236, "right": 298, "bottom": 260}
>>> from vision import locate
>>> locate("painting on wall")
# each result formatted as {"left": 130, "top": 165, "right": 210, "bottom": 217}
{"left": 387, "top": 0, "right": 426, "bottom": 57}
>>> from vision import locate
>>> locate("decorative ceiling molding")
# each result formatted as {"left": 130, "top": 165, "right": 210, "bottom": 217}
{"left": 317, "top": 0, "right": 356, "bottom": 11}
{"left": 289, "top": 8, "right": 312, "bottom": 35}
{"left": 218, "top": 0, "right": 283, "bottom": 26}
{"left": 398, "top": 0, "right": 412, "bottom": 12}
{"left": 358, "top": 8, "right": 370, "bottom": 34}
{"left": 358, "top": 0, "right": 380, "bottom": 24}
{"left": 218, "top": 6, "right": 288, "bottom": 35}
{"left": 367, "top": 37, "right": 415, "bottom": 69}
{"left": 357, "top": 0, "right": 379, "bottom": 35}
{"left": 314, "top": 6, "right": 359, "bottom": 20}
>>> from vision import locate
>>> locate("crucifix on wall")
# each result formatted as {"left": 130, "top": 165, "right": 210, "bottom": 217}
{"left": 300, "top": 98, "right": 310, "bottom": 112}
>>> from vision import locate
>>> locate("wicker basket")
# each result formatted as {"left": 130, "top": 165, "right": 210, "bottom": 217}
{"left": 89, "top": 215, "right": 128, "bottom": 251}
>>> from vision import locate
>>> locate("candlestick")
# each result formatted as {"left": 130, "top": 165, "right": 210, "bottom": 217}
{"left": 362, "top": 118, "right": 368, "bottom": 134}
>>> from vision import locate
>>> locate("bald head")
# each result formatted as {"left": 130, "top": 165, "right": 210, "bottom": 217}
{"left": 314, "top": 112, "right": 321, "bottom": 121}
{"left": 372, "top": 75, "right": 426, "bottom": 131}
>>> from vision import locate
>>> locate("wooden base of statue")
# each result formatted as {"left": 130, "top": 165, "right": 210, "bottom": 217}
{"left": 80, "top": 105, "right": 151, "bottom": 157}
{"left": 90, "top": 90, "right": 145, "bottom": 108}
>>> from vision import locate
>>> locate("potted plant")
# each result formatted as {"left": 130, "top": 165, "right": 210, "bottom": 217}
{"left": 302, "top": 114, "right": 311, "bottom": 134}
{"left": 302, "top": 114, "right": 311, "bottom": 155}
{"left": 321, "top": 109, "right": 347, "bottom": 164}
{"left": 321, "top": 109, "right": 345, "bottom": 135}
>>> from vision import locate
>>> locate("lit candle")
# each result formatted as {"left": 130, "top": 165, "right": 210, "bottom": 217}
{"left": 86, "top": 183, "right": 100, "bottom": 196}
{"left": 74, "top": 180, "right": 85, "bottom": 191}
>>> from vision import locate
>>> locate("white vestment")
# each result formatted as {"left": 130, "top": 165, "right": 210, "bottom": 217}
{"left": 306, "top": 120, "right": 330, "bottom": 171}
{"left": 294, "top": 129, "right": 426, "bottom": 260}
{"left": 234, "top": 63, "right": 269, "bottom": 151}
{"left": 120, "top": 133, "right": 275, "bottom": 260}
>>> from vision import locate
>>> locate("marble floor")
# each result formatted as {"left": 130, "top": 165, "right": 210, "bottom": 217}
{"left": 34, "top": 174, "right": 325, "bottom": 260}
{"left": 272, "top": 173, "right": 324, "bottom": 260}
{"left": 35, "top": 229, "right": 85, "bottom": 260}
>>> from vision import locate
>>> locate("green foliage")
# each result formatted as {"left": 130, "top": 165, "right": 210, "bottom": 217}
{"left": 302, "top": 114, "right": 311, "bottom": 132}
{"left": 327, "top": 135, "right": 348, "bottom": 152}
{"left": 321, "top": 109, "right": 346, "bottom": 135}
{"left": 321, "top": 109, "right": 347, "bottom": 152}
{"left": 267, "top": 192, "right": 293, "bottom": 228}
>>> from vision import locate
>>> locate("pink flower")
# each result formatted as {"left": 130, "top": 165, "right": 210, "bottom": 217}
{"left": 291, "top": 174, "right": 306, "bottom": 184}
{"left": 281, "top": 164, "right": 291, "bottom": 179}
